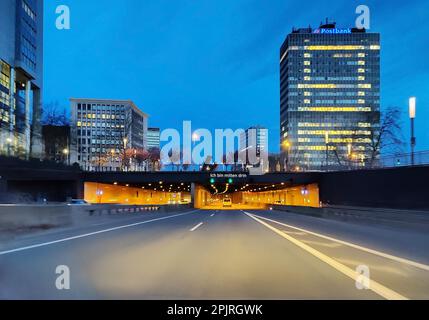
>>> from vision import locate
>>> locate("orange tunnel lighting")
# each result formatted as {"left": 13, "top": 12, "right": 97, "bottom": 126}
{"left": 193, "top": 183, "right": 320, "bottom": 210}
{"left": 84, "top": 182, "right": 191, "bottom": 205}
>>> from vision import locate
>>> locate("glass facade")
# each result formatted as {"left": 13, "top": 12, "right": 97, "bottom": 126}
{"left": 240, "top": 126, "right": 269, "bottom": 173}
{"left": 16, "top": 0, "right": 38, "bottom": 72}
{"left": 0, "top": 0, "right": 43, "bottom": 158}
{"left": 280, "top": 25, "right": 380, "bottom": 170}
{"left": 0, "top": 61, "right": 11, "bottom": 125}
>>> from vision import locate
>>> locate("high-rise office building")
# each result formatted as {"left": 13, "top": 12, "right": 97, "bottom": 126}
{"left": 147, "top": 127, "right": 160, "bottom": 149}
{"left": 0, "top": 0, "right": 44, "bottom": 158}
{"left": 280, "top": 22, "right": 380, "bottom": 170}
{"left": 239, "top": 126, "right": 269, "bottom": 174}
{"left": 70, "top": 98, "right": 148, "bottom": 171}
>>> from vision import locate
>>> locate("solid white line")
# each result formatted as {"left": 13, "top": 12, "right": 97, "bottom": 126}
{"left": 248, "top": 212, "right": 429, "bottom": 272}
{"left": 210, "top": 214, "right": 215, "bottom": 217}
{"left": 0, "top": 210, "right": 200, "bottom": 256}
{"left": 190, "top": 222, "right": 204, "bottom": 232}
{"left": 244, "top": 212, "right": 407, "bottom": 300}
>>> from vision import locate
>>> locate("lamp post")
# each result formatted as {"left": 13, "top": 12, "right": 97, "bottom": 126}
{"left": 347, "top": 143, "right": 352, "bottom": 169}
{"left": 325, "top": 132, "right": 329, "bottom": 170}
{"left": 282, "top": 140, "right": 291, "bottom": 172}
{"left": 110, "top": 149, "right": 115, "bottom": 171}
{"left": 409, "top": 97, "right": 416, "bottom": 166}
{"left": 6, "top": 138, "right": 12, "bottom": 157}
{"left": 63, "top": 148, "right": 70, "bottom": 165}
{"left": 122, "top": 137, "right": 128, "bottom": 171}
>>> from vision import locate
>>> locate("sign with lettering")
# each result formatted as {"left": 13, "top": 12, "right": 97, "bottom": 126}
{"left": 313, "top": 28, "right": 352, "bottom": 34}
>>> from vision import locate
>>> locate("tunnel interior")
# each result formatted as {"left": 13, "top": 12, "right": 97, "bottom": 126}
{"left": 193, "top": 182, "right": 320, "bottom": 210}
{"left": 83, "top": 178, "right": 320, "bottom": 210}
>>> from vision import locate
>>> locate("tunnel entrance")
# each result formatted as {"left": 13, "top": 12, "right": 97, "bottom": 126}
{"left": 82, "top": 173, "right": 320, "bottom": 210}
{"left": 193, "top": 183, "right": 320, "bottom": 210}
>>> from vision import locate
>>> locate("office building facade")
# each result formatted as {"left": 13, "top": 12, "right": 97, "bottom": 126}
{"left": 0, "top": 0, "right": 44, "bottom": 158}
{"left": 70, "top": 98, "right": 148, "bottom": 171}
{"left": 280, "top": 22, "right": 380, "bottom": 170}
{"left": 147, "top": 127, "right": 160, "bottom": 150}
{"left": 239, "top": 126, "right": 269, "bottom": 174}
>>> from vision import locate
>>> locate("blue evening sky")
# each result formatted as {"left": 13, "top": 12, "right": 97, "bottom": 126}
{"left": 43, "top": 0, "right": 429, "bottom": 153}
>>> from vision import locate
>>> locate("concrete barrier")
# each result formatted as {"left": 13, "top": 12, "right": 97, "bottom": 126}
{"left": 271, "top": 204, "right": 429, "bottom": 231}
{"left": 0, "top": 204, "right": 193, "bottom": 233}
{"left": 0, "top": 205, "right": 73, "bottom": 232}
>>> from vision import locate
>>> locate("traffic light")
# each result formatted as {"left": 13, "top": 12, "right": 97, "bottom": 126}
{"left": 210, "top": 178, "right": 215, "bottom": 184}
{"left": 228, "top": 178, "right": 233, "bottom": 184}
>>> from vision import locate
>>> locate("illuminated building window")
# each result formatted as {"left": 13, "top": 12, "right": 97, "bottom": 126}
{"left": 358, "top": 91, "right": 365, "bottom": 96}
{"left": 304, "top": 53, "right": 311, "bottom": 58}
{"left": 298, "top": 107, "right": 372, "bottom": 112}
{"left": 304, "top": 61, "right": 311, "bottom": 65}
{"left": 332, "top": 53, "right": 353, "bottom": 58}
{"left": 298, "top": 130, "right": 371, "bottom": 136}
{"left": 358, "top": 61, "right": 366, "bottom": 65}
{"left": 358, "top": 76, "right": 365, "bottom": 81}
{"left": 358, "top": 123, "right": 371, "bottom": 128}
{"left": 304, "top": 99, "right": 311, "bottom": 104}
{"left": 305, "top": 45, "right": 366, "bottom": 50}
{"left": 304, "top": 76, "right": 311, "bottom": 81}
{"left": 304, "top": 92, "right": 312, "bottom": 96}
{"left": 303, "top": 69, "right": 311, "bottom": 73}
{"left": 358, "top": 84, "right": 372, "bottom": 89}
{"left": 358, "top": 68, "right": 365, "bottom": 73}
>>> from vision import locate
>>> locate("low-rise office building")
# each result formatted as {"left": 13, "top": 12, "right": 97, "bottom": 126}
{"left": 70, "top": 98, "right": 148, "bottom": 171}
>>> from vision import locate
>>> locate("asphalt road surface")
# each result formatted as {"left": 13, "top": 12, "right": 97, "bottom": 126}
{"left": 1, "top": 209, "right": 429, "bottom": 300}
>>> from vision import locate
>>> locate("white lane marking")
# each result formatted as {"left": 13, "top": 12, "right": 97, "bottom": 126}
{"left": 244, "top": 212, "right": 407, "bottom": 300}
{"left": 301, "top": 239, "right": 343, "bottom": 248}
{"left": 210, "top": 214, "right": 215, "bottom": 217}
{"left": 190, "top": 222, "right": 204, "bottom": 232}
{"left": 0, "top": 210, "right": 200, "bottom": 256}
{"left": 283, "top": 231, "right": 307, "bottom": 236}
{"left": 249, "top": 212, "right": 429, "bottom": 272}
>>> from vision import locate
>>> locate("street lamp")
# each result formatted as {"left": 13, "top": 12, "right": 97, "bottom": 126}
{"left": 325, "top": 132, "right": 330, "bottom": 169}
{"left": 63, "top": 148, "right": 70, "bottom": 165}
{"left": 6, "top": 138, "right": 12, "bottom": 157}
{"left": 122, "top": 138, "right": 128, "bottom": 172}
{"left": 282, "top": 140, "right": 291, "bottom": 172}
{"left": 110, "top": 149, "right": 115, "bottom": 170}
{"left": 409, "top": 97, "right": 416, "bottom": 166}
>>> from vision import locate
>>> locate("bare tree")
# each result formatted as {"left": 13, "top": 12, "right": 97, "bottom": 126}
{"left": 148, "top": 147, "right": 161, "bottom": 171}
{"left": 367, "top": 106, "right": 405, "bottom": 167}
{"left": 42, "top": 101, "right": 70, "bottom": 126}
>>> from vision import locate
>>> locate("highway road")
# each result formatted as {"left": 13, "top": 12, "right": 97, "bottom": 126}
{"left": 1, "top": 208, "right": 429, "bottom": 300}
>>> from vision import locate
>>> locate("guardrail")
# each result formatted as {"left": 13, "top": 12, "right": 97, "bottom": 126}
{"left": 83, "top": 205, "right": 161, "bottom": 216}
